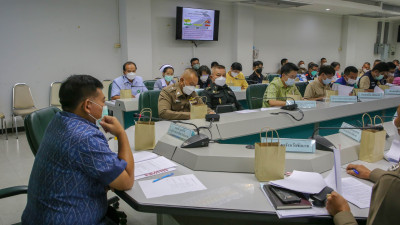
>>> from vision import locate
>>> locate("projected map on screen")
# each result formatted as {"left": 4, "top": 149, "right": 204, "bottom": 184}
{"left": 182, "top": 8, "right": 215, "bottom": 41}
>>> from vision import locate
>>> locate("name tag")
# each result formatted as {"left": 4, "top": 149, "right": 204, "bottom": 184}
{"left": 230, "top": 86, "right": 242, "bottom": 92}
{"left": 384, "top": 89, "right": 400, "bottom": 95}
{"left": 330, "top": 96, "right": 357, "bottom": 103}
{"left": 339, "top": 122, "right": 361, "bottom": 142}
{"left": 167, "top": 123, "right": 195, "bottom": 141}
{"left": 261, "top": 138, "right": 315, "bottom": 153}
{"left": 357, "top": 92, "right": 384, "bottom": 99}
{"left": 295, "top": 100, "right": 316, "bottom": 109}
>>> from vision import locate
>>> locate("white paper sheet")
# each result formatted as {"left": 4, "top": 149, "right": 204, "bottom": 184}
{"left": 342, "top": 177, "right": 372, "bottom": 209}
{"left": 134, "top": 152, "right": 158, "bottom": 163}
{"left": 135, "top": 167, "right": 176, "bottom": 180}
{"left": 260, "top": 107, "right": 280, "bottom": 111}
{"left": 139, "top": 174, "right": 207, "bottom": 198}
{"left": 324, "top": 148, "right": 342, "bottom": 194}
{"left": 135, "top": 156, "right": 176, "bottom": 177}
{"left": 338, "top": 85, "right": 354, "bottom": 96}
{"left": 235, "top": 109, "right": 258, "bottom": 113}
{"left": 385, "top": 139, "right": 400, "bottom": 163}
{"left": 374, "top": 86, "right": 384, "bottom": 93}
{"left": 269, "top": 170, "right": 326, "bottom": 194}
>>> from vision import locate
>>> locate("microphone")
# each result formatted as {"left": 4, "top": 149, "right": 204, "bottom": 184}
{"left": 310, "top": 125, "right": 384, "bottom": 151}
{"left": 133, "top": 113, "right": 211, "bottom": 148}
{"left": 251, "top": 96, "right": 298, "bottom": 111}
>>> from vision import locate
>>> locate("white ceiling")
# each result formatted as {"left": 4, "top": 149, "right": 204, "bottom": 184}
{"left": 217, "top": 0, "right": 400, "bottom": 20}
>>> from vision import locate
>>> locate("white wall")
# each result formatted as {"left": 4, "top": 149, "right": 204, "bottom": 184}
{"left": 0, "top": 0, "right": 121, "bottom": 126}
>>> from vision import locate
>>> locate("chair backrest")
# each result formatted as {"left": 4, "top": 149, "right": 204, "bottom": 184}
{"left": 144, "top": 80, "right": 156, "bottom": 91}
{"left": 268, "top": 74, "right": 280, "bottom": 83}
{"left": 108, "top": 82, "right": 113, "bottom": 101}
{"left": 24, "top": 107, "right": 61, "bottom": 156}
{"left": 102, "top": 80, "right": 113, "bottom": 100}
{"left": 50, "top": 82, "right": 62, "bottom": 107}
{"left": 138, "top": 90, "right": 161, "bottom": 118}
{"left": 295, "top": 82, "right": 309, "bottom": 97}
{"left": 246, "top": 84, "right": 268, "bottom": 109}
{"left": 13, "top": 83, "right": 35, "bottom": 109}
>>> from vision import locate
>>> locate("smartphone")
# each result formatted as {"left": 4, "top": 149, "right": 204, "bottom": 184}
{"left": 269, "top": 186, "right": 301, "bottom": 204}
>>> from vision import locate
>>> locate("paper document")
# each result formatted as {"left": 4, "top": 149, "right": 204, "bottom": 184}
{"left": 260, "top": 107, "right": 280, "bottom": 111}
{"left": 135, "top": 156, "right": 176, "bottom": 177}
{"left": 236, "top": 109, "right": 258, "bottom": 114}
{"left": 260, "top": 184, "right": 328, "bottom": 218}
{"left": 385, "top": 139, "right": 400, "bottom": 163}
{"left": 139, "top": 174, "right": 207, "bottom": 198}
{"left": 374, "top": 86, "right": 384, "bottom": 93}
{"left": 342, "top": 177, "right": 372, "bottom": 209}
{"left": 269, "top": 170, "right": 326, "bottom": 194}
{"left": 135, "top": 167, "right": 176, "bottom": 180}
{"left": 134, "top": 152, "right": 158, "bottom": 163}
{"left": 338, "top": 85, "right": 354, "bottom": 96}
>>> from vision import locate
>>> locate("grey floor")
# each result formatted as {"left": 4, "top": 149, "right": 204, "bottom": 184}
{"left": 0, "top": 131, "right": 157, "bottom": 225}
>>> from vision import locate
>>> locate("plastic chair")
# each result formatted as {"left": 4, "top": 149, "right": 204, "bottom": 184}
{"left": 0, "top": 112, "right": 7, "bottom": 140}
{"left": 102, "top": 80, "right": 113, "bottom": 101}
{"left": 143, "top": 80, "right": 156, "bottom": 91}
{"left": 268, "top": 74, "right": 280, "bottom": 83}
{"left": 246, "top": 84, "right": 268, "bottom": 109}
{"left": 138, "top": 90, "right": 161, "bottom": 118}
{"left": 295, "top": 82, "right": 309, "bottom": 97}
{"left": 12, "top": 83, "right": 37, "bottom": 139}
{"left": 49, "top": 82, "right": 62, "bottom": 109}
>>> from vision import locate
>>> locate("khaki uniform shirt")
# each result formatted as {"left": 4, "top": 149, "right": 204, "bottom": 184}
{"left": 304, "top": 79, "right": 330, "bottom": 99}
{"left": 262, "top": 77, "right": 301, "bottom": 107}
{"left": 333, "top": 166, "right": 400, "bottom": 225}
{"left": 359, "top": 76, "right": 371, "bottom": 90}
{"left": 158, "top": 82, "right": 211, "bottom": 120}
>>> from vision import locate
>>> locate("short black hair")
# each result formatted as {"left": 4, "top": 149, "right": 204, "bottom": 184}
{"left": 319, "top": 65, "right": 335, "bottom": 76}
{"left": 231, "top": 62, "right": 242, "bottom": 71}
{"left": 59, "top": 75, "right": 103, "bottom": 112}
{"left": 280, "top": 58, "right": 288, "bottom": 65}
{"left": 253, "top": 61, "right": 263, "bottom": 68}
{"left": 281, "top": 62, "right": 298, "bottom": 76}
{"left": 123, "top": 61, "right": 137, "bottom": 71}
{"left": 321, "top": 57, "right": 326, "bottom": 61}
{"left": 387, "top": 62, "right": 396, "bottom": 70}
{"left": 393, "top": 59, "right": 399, "bottom": 64}
{"left": 372, "top": 62, "right": 389, "bottom": 72}
{"left": 211, "top": 61, "right": 219, "bottom": 68}
{"left": 190, "top": 58, "right": 199, "bottom": 64}
{"left": 374, "top": 59, "right": 381, "bottom": 63}
{"left": 343, "top": 66, "right": 358, "bottom": 76}
{"left": 331, "top": 62, "right": 340, "bottom": 68}
{"left": 217, "top": 65, "right": 225, "bottom": 70}
{"left": 197, "top": 65, "right": 211, "bottom": 76}
{"left": 308, "top": 63, "right": 318, "bottom": 69}
{"left": 364, "top": 62, "right": 371, "bottom": 66}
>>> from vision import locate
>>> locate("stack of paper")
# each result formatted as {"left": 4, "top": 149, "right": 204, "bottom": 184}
{"left": 269, "top": 170, "right": 326, "bottom": 194}
{"left": 341, "top": 177, "right": 372, "bottom": 209}
{"left": 385, "top": 139, "right": 400, "bottom": 163}
{"left": 134, "top": 153, "right": 177, "bottom": 180}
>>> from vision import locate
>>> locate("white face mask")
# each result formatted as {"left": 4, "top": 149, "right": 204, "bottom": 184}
{"left": 363, "top": 68, "right": 369, "bottom": 73}
{"left": 389, "top": 72, "right": 395, "bottom": 77}
{"left": 200, "top": 75, "right": 209, "bottom": 82}
{"left": 126, "top": 72, "right": 136, "bottom": 80}
{"left": 347, "top": 78, "right": 357, "bottom": 85}
{"left": 215, "top": 76, "right": 226, "bottom": 86}
{"left": 183, "top": 85, "right": 195, "bottom": 95}
{"left": 299, "top": 64, "right": 306, "bottom": 69}
{"left": 231, "top": 72, "right": 239, "bottom": 77}
{"left": 323, "top": 78, "right": 332, "bottom": 85}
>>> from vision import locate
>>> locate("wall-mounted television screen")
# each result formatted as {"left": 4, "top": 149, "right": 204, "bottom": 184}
{"left": 176, "top": 6, "right": 220, "bottom": 41}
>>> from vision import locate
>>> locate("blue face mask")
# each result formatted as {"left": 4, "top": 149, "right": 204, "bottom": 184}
{"left": 164, "top": 75, "right": 173, "bottom": 82}
{"left": 285, "top": 78, "right": 295, "bottom": 86}
{"left": 375, "top": 74, "right": 384, "bottom": 80}
{"left": 88, "top": 100, "right": 108, "bottom": 127}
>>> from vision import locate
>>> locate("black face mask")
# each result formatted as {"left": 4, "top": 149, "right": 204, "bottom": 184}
{"left": 256, "top": 68, "right": 263, "bottom": 74}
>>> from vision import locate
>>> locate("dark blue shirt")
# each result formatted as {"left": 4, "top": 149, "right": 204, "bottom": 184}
{"left": 335, "top": 77, "right": 357, "bottom": 88}
{"left": 22, "top": 111, "right": 127, "bottom": 225}
{"left": 395, "top": 68, "right": 400, "bottom": 78}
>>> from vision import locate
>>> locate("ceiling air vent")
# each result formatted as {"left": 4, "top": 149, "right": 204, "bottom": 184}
{"left": 342, "top": 0, "right": 381, "bottom": 7}
{"left": 352, "top": 11, "right": 399, "bottom": 18}
{"left": 382, "top": 3, "right": 400, "bottom": 14}
{"left": 240, "top": 0, "right": 310, "bottom": 8}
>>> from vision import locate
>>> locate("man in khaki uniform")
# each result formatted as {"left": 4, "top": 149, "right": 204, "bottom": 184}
{"left": 358, "top": 62, "right": 389, "bottom": 90}
{"left": 304, "top": 65, "right": 335, "bottom": 101}
{"left": 326, "top": 105, "right": 400, "bottom": 225}
{"left": 158, "top": 68, "right": 213, "bottom": 120}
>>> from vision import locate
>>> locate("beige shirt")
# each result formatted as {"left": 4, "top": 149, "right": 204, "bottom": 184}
{"left": 158, "top": 82, "right": 211, "bottom": 120}
{"left": 304, "top": 79, "right": 330, "bottom": 99}
{"left": 333, "top": 166, "right": 400, "bottom": 225}
{"left": 359, "top": 76, "right": 371, "bottom": 90}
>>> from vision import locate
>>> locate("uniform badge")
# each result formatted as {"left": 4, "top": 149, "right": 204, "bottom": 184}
{"left": 219, "top": 98, "right": 222, "bottom": 104}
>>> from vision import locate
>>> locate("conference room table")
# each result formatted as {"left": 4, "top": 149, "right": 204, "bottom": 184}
{"left": 110, "top": 95, "right": 400, "bottom": 225}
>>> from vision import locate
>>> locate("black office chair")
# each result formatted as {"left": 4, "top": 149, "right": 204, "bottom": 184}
{"left": 0, "top": 107, "right": 126, "bottom": 225}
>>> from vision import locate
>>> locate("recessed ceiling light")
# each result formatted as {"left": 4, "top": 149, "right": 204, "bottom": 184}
{"left": 326, "top": 8, "right": 331, "bottom": 11}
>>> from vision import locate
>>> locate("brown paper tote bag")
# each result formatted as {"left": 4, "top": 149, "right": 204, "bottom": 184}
{"left": 120, "top": 89, "right": 132, "bottom": 99}
{"left": 190, "top": 96, "right": 207, "bottom": 119}
{"left": 134, "top": 108, "right": 156, "bottom": 150}
{"left": 359, "top": 114, "right": 386, "bottom": 162}
{"left": 254, "top": 127, "right": 286, "bottom": 182}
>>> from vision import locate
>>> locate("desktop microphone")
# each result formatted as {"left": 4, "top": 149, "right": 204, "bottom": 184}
{"left": 310, "top": 125, "right": 384, "bottom": 151}
{"left": 133, "top": 114, "right": 211, "bottom": 148}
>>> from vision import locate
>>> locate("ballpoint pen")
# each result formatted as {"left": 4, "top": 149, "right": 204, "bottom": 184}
{"left": 352, "top": 169, "right": 359, "bottom": 175}
{"left": 153, "top": 173, "right": 174, "bottom": 183}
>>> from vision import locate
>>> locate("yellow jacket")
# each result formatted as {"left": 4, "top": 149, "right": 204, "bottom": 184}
{"left": 226, "top": 72, "right": 249, "bottom": 90}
